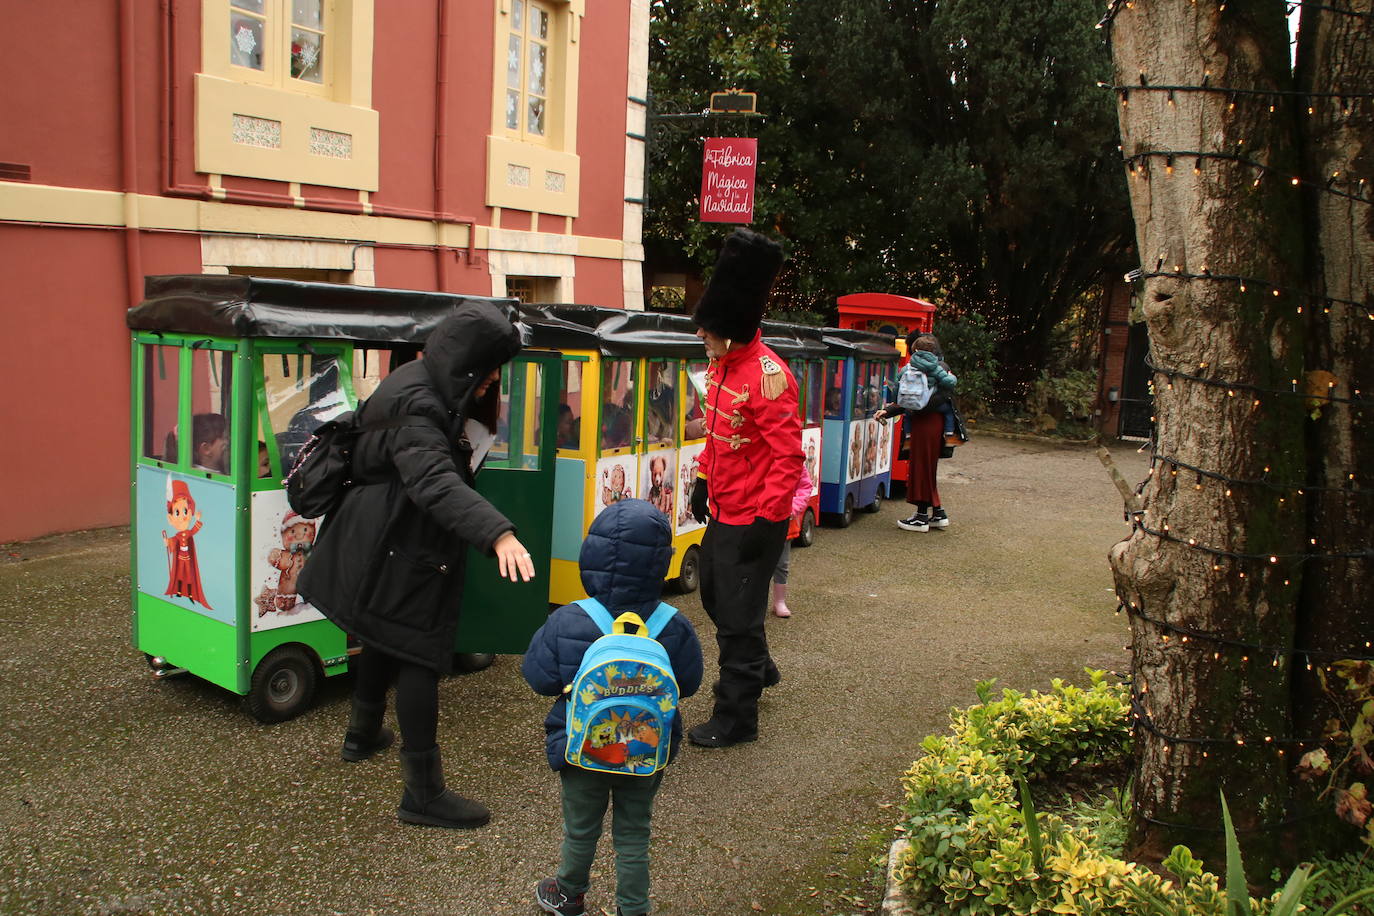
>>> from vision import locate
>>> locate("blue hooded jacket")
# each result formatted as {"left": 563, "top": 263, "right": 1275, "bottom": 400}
{"left": 522, "top": 499, "right": 704, "bottom": 771}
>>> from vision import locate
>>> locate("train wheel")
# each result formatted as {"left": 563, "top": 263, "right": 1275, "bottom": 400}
{"left": 453, "top": 652, "right": 496, "bottom": 673}
{"left": 864, "top": 488, "right": 883, "bottom": 512}
{"left": 674, "top": 545, "right": 701, "bottom": 593}
{"left": 794, "top": 509, "right": 816, "bottom": 547}
{"left": 245, "top": 646, "right": 318, "bottom": 723}
{"left": 838, "top": 493, "right": 855, "bottom": 528}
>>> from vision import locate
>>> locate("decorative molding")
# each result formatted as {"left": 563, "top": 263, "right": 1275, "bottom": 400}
{"left": 309, "top": 127, "right": 353, "bottom": 159}
{"left": 232, "top": 114, "right": 282, "bottom": 149}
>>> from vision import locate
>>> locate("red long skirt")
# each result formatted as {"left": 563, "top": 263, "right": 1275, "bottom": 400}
{"left": 904, "top": 410, "right": 944, "bottom": 508}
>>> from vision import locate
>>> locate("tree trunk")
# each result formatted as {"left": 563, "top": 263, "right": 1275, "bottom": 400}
{"left": 1107, "top": 1, "right": 1310, "bottom": 874}
{"left": 1290, "top": 0, "right": 1374, "bottom": 857}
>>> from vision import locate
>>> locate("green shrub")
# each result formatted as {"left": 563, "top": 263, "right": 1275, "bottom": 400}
{"left": 934, "top": 314, "right": 998, "bottom": 415}
{"left": 894, "top": 670, "right": 1324, "bottom": 915}
{"left": 949, "top": 673, "right": 1132, "bottom": 782}
{"left": 1273, "top": 852, "right": 1374, "bottom": 916}
{"left": 1029, "top": 367, "right": 1100, "bottom": 422}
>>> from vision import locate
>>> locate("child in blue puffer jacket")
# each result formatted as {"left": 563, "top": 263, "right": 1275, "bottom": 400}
{"left": 523, "top": 498, "right": 704, "bottom": 916}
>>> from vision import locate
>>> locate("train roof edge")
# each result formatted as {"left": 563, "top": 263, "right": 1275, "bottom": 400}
{"left": 128, "top": 276, "right": 883, "bottom": 360}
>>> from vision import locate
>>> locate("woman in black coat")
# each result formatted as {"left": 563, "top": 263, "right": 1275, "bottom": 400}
{"left": 299, "top": 300, "right": 534, "bottom": 830}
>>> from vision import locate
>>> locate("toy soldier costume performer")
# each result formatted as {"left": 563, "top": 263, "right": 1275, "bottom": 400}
{"left": 687, "top": 228, "right": 803, "bottom": 748}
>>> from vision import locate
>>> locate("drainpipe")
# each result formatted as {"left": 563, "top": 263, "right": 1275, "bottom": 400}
{"left": 433, "top": 0, "right": 453, "bottom": 290}
{"left": 120, "top": 0, "right": 145, "bottom": 308}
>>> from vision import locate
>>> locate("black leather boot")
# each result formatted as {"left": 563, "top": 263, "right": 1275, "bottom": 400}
{"left": 398, "top": 747, "right": 491, "bottom": 829}
{"left": 340, "top": 698, "right": 395, "bottom": 762}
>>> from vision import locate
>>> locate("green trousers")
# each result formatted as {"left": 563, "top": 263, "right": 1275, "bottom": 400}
{"left": 557, "top": 766, "right": 664, "bottom": 915}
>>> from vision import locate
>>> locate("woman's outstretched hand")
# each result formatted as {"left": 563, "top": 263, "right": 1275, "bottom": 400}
{"left": 493, "top": 531, "right": 536, "bottom": 582}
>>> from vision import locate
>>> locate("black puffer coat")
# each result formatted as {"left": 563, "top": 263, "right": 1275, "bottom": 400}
{"left": 298, "top": 301, "right": 522, "bottom": 673}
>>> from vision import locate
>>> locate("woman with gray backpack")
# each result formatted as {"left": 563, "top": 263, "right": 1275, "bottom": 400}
{"left": 876, "top": 333, "right": 959, "bottom": 532}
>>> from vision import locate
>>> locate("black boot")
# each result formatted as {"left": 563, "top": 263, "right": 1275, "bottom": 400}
{"left": 398, "top": 747, "right": 491, "bottom": 829}
{"left": 341, "top": 698, "right": 395, "bottom": 762}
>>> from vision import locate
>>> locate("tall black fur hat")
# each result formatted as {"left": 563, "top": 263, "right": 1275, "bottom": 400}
{"left": 691, "top": 228, "right": 784, "bottom": 342}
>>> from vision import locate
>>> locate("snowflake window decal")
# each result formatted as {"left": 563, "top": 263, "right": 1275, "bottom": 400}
{"left": 235, "top": 25, "right": 258, "bottom": 57}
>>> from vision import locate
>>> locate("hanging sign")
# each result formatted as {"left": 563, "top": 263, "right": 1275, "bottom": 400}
{"left": 699, "top": 137, "right": 757, "bottom": 224}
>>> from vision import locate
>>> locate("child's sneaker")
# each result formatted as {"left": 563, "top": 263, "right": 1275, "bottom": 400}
{"left": 535, "top": 877, "right": 585, "bottom": 915}
{"left": 897, "top": 513, "right": 930, "bottom": 532}
{"left": 929, "top": 508, "right": 950, "bottom": 529}
{"left": 944, "top": 432, "right": 963, "bottom": 447}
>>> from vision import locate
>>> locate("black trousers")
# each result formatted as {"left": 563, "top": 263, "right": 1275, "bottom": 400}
{"left": 352, "top": 644, "right": 440, "bottom": 752}
{"left": 698, "top": 517, "right": 790, "bottom": 736}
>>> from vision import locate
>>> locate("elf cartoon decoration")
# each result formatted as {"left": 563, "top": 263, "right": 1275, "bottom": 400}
{"left": 163, "top": 478, "right": 212, "bottom": 609}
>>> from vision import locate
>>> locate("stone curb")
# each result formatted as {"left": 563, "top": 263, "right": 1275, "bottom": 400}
{"left": 968, "top": 426, "right": 1100, "bottom": 447}
{"left": 881, "top": 838, "right": 915, "bottom": 915}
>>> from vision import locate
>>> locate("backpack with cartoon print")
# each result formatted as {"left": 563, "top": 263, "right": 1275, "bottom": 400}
{"left": 564, "top": 597, "right": 680, "bottom": 776}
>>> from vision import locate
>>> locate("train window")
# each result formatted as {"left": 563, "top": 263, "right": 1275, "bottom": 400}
{"left": 644, "top": 359, "right": 677, "bottom": 447}
{"left": 599, "top": 359, "right": 636, "bottom": 452}
{"left": 142, "top": 344, "right": 181, "bottom": 463}
{"left": 351, "top": 348, "right": 393, "bottom": 401}
{"left": 864, "top": 361, "right": 883, "bottom": 415}
{"left": 789, "top": 359, "right": 807, "bottom": 418}
{"left": 256, "top": 414, "right": 274, "bottom": 479}
{"left": 851, "top": 362, "right": 868, "bottom": 418}
{"left": 558, "top": 359, "right": 583, "bottom": 451}
{"left": 684, "top": 360, "right": 708, "bottom": 440}
{"left": 824, "top": 360, "right": 845, "bottom": 419}
{"left": 488, "top": 362, "right": 546, "bottom": 470}
{"left": 806, "top": 363, "right": 824, "bottom": 426}
{"left": 188, "top": 348, "right": 234, "bottom": 476}
{"left": 262, "top": 352, "right": 349, "bottom": 472}
{"left": 523, "top": 362, "right": 545, "bottom": 468}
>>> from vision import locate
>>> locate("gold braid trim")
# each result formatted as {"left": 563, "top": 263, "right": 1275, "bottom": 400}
{"left": 710, "top": 431, "right": 752, "bottom": 450}
{"left": 704, "top": 401, "right": 745, "bottom": 429}
{"left": 759, "top": 355, "right": 786, "bottom": 400}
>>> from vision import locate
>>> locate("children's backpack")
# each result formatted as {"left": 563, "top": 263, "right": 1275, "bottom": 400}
{"left": 284, "top": 409, "right": 439, "bottom": 518}
{"left": 564, "top": 597, "right": 680, "bottom": 776}
{"left": 896, "top": 362, "right": 933, "bottom": 411}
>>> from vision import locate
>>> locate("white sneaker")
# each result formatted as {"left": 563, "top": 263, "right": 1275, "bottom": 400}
{"left": 897, "top": 514, "right": 930, "bottom": 532}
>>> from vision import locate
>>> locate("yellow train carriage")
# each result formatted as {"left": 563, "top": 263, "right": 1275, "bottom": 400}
{"left": 518, "top": 305, "right": 712, "bottom": 605}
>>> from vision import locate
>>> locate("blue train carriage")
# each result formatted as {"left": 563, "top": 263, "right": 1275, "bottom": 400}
{"left": 817, "top": 328, "right": 901, "bottom": 526}
{"left": 516, "top": 304, "right": 717, "bottom": 603}
{"left": 127, "top": 275, "right": 560, "bottom": 721}
{"left": 761, "top": 320, "right": 829, "bottom": 546}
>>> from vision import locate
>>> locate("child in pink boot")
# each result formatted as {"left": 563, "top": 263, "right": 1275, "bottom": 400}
{"left": 770, "top": 463, "right": 814, "bottom": 618}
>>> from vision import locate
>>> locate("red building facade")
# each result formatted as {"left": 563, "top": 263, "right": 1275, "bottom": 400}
{"left": 0, "top": 1, "right": 650, "bottom": 542}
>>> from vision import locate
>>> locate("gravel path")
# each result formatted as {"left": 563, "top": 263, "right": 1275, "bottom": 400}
{"left": 0, "top": 434, "right": 1147, "bottom": 915}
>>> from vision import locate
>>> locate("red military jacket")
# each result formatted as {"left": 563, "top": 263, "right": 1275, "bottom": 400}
{"left": 698, "top": 331, "right": 803, "bottom": 525}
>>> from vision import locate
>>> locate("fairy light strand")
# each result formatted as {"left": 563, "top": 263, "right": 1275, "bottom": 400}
{"left": 1132, "top": 518, "right": 1373, "bottom": 562}
{"left": 1122, "top": 150, "right": 1373, "bottom": 206}
{"left": 1118, "top": 599, "right": 1374, "bottom": 661}
{"left": 1099, "top": 0, "right": 1373, "bottom": 29}
{"left": 1130, "top": 693, "right": 1316, "bottom": 747}
{"left": 1129, "top": 268, "right": 1374, "bottom": 319}
{"left": 1145, "top": 354, "right": 1367, "bottom": 406}
{"left": 1144, "top": 449, "right": 1369, "bottom": 495}
{"left": 1102, "top": 83, "right": 1374, "bottom": 102}
{"left": 1137, "top": 812, "right": 1325, "bottom": 836}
